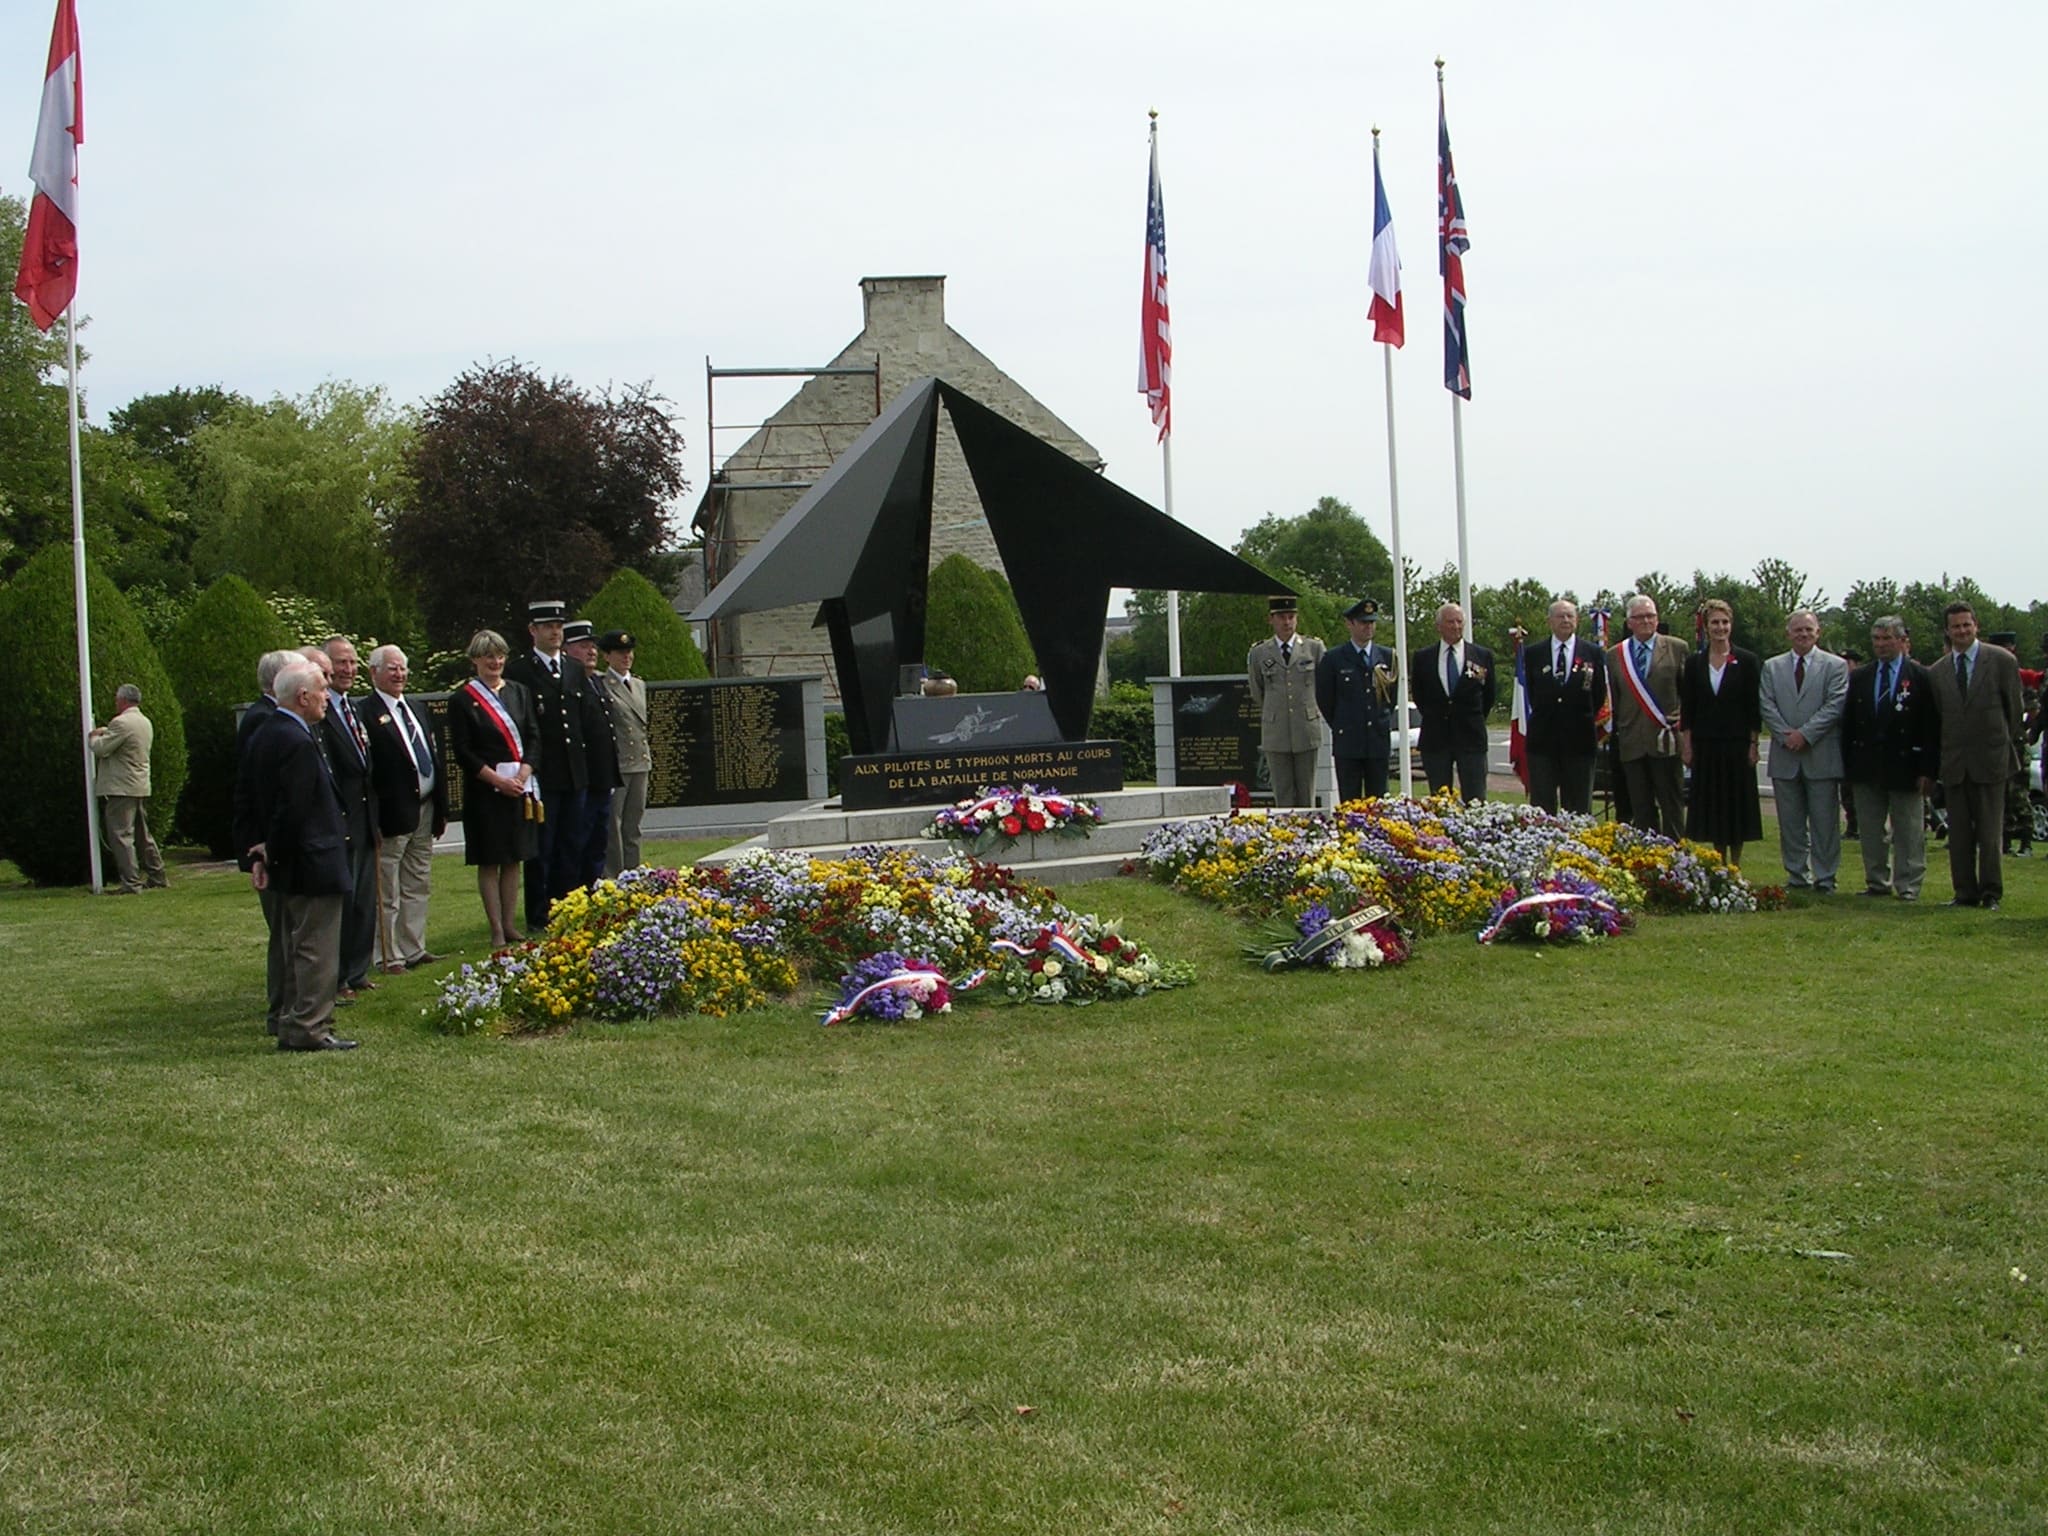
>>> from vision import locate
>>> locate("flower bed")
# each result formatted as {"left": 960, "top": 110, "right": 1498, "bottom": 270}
{"left": 1139, "top": 795, "right": 1764, "bottom": 963}
{"left": 429, "top": 848, "right": 1188, "bottom": 1035}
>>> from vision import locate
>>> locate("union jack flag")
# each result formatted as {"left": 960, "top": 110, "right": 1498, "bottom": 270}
{"left": 1438, "top": 80, "right": 1470, "bottom": 399}
{"left": 1139, "top": 134, "right": 1172, "bottom": 441}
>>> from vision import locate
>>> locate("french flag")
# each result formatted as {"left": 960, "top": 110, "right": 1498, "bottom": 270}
{"left": 1367, "top": 135, "right": 1403, "bottom": 347}
{"left": 14, "top": 0, "right": 83, "bottom": 331}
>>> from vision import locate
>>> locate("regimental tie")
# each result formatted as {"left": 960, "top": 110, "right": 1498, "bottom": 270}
{"left": 1631, "top": 639, "right": 1649, "bottom": 677}
{"left": 1877, "top": 660, "right": 1893, "bottom": 707}
{"left": 1556, "top": 643, "right": 1568, "bottom": 677}
{"left": 398, "top": 699, "right": 433, "bottom": 786}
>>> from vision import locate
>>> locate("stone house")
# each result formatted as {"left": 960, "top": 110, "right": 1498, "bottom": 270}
{"left": 692, "top": 275, "right": 1103, "bottom": 700}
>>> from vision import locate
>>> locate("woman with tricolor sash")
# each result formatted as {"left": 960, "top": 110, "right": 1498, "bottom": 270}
{"left": 449, "top": 628, "right": 543, "bottom": 948}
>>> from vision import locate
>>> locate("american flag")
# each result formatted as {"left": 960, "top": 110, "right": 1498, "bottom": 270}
{"left": 1438, "top": 79, "right": 1470, "bottom": 399}
{"left": 1139, "top": 133, "right": 1172, "bottom": 441}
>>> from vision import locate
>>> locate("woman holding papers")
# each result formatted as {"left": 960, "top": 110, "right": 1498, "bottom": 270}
{"left": 449, "top": 628, "right": 543, "bottom": 948}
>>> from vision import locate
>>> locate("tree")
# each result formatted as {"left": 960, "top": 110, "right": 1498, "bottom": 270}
{"left": 189, "top": 382, "right": 417, "bottom": 641}
{"left": 389, "top": 360, "right": 689, "bottom": 647}
{"left": 923, "top": 554, "right": 1035, "bottom": 691}
{"left": 1236, "top": 495, "right": 1396, "bottom": 604}
{"left": 160, "top": 574, "right": 292, "bottom": 855}
{"left": 581, "top": 567, "right": 708, "bottom": 682}
{"left": 0, "top": 546, "right": 187, "bottom": 885}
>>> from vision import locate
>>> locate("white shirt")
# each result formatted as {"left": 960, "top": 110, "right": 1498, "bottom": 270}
{"left": 376, "top": 688, "right": 436, "bottom": 796}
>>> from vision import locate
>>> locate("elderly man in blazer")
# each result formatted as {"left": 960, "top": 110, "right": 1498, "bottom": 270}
{"left": 1520, "top": 599, "right": 1608, "bottom": 815}
{"left": 319, "top": 638, "right": 381, "bottom": 997}
{"left": 1411, "top": 602, "right": 1496, "bottom": 801}
{"left": 88, "top": 683, "right": 168, "bottom": 894}
{"left": 1759, "top": 610, "right": 1852, "bottom": 892}
{"left": 248, "top": 659, "right": 358, "bottom": 1052}
{"left": 1606, "top": 595, "right": 1689, "bottom": 836}
{"left": 365, "top": 644, "right": 449, "bottom": 972}
{"left": 599, "top": 629, "right": 653, "bottom": 874}
{"left": 1924, "top": 601, "right": 2025, "bottom": 909}
{"left": 1247, "top": 596, "right": 1326, "bottom": 808}
{"left": 1841, "top": 615, "right": 1939, "bottom": 901}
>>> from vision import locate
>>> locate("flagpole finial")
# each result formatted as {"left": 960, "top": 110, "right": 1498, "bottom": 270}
{"left": 1435, "top": 55, "right": 1446, "bottom": 79}
{"left": 1148, "top": 108, "right": 1159, "bottom": 122}
{"left": 1371, "top": 124, "right": 1380, "bottom": 140}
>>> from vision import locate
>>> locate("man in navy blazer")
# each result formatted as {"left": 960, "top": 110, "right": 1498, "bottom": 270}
{"left": 1841, "top": 615, "right": 1939, "bottom": 900}
{"left": 1411, "top": 602, "right": 1496, "bottom": 801}
{"left": 248, "top": 659, "right": 358, "bottom": 1052}
{"left": 1315, "top": 597, "right": 1398, "bottom": 802}
{"left": 1519, "top": 599, "right": 1608, "bottom": 815}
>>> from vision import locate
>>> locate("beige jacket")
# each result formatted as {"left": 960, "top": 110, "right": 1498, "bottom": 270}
{"left": 90, "top": 708, "right": 154, "bottom": 798}
{"left": 1248, "top": 635, "right": 1326, "bottom": 754}
{"left": 600, "top": 671, "right": 652, "bottom": 775}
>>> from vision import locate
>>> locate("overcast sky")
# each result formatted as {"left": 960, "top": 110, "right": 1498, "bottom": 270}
{"left": 16, "top": 0, "right": 2047, "bottom": 611}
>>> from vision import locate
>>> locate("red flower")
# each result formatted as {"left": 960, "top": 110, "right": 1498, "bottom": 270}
{"left": 1025, "top": 811, "right": 1048, "bottom": 832}
{"left": 1096, "top": 936, "right": 1122, "bottom": 955}
{"left": 1000, "top": 816, "right": 1024, "bottom": 836}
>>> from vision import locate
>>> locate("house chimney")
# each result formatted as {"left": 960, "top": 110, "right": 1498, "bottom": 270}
{"left": 859, "top": 274, "right": 946, "bottom": 339}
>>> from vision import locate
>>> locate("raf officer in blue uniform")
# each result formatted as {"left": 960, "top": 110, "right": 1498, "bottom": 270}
{"left": 1315, "top": 598, "right": 1399, "bottom": 803}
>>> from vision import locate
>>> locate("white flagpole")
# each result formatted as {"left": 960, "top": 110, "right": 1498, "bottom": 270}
{"left": 1452, "top": 393, "right": 1471, "bottom": 633}
{"left": 1382, "top": 344, "right": 1412, "bottom": 802}
{"left": 66, "top": 303, "right": 102, "bottom": 894}
{"left": 1162, "top": 436, "right": 1182, "bottom": 676}
{"left": 1150, "top": 111, "right": 1183, "bottom": 677}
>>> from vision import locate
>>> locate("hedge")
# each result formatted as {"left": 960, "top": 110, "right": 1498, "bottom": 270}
{"left": 581, "top": 567, "right": 709, "bottom": 682}
{"left": 161, "top": 573, "right": 293, "bottom": 856}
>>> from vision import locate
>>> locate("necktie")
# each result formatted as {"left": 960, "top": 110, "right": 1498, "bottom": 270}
{"left": 399, "top": 700, "right": 433, "bottom": 782}
{"left": 1445, "top": 647, "right": 1458, "bottom": 696}
{"left": 548, "top": 656, "right": 560, "bottom": 680}
{"left": 1877, "top": 661, "right": 1893, "bottom": 706}
{"left": 1632, "top": 639, "right": 1649, "bottom": 676}
{"left": 1794, "top": 654, "right": 1806, "bottom": 691}
{"left": 1956, "top": 651, "right": 1969, "bottom": 698}
{"left": 1280, "top": 641, "right": 1291, "bottom": 664}
{"left": 1556, "top": 644, "right": 1567, "bottom": 676}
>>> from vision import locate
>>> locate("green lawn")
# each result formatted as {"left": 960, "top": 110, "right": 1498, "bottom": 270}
{"left": 0, "top": 823, "right": 2041, "bottom": 1534}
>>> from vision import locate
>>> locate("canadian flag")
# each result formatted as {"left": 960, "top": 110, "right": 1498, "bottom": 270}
{"left": 14, "top": 0, "right": 83, "bottom": 331}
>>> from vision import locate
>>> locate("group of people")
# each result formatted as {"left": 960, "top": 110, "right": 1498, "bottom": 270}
{"left": 221, "top": 600, "right": 655, "bottom": 1052}
{"left": 1250, "top": 593, "right": 2034, "bottom": 910}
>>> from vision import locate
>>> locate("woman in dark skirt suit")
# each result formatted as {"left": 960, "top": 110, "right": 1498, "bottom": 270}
{"left": 448, "top": 629, "right": 542, "bottom": 947}
{"left": 1678, "top": 598, "right": 1763, "bottom": 867}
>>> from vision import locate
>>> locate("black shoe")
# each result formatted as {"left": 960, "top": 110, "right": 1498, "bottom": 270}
{"left": 1861, "top": 887, "right": 1891, "bottom": 897}
{"left": 407, "top": 951, "right": 443, "bottom": 968}
{"left": 277, "top": 1036, "right": 359, "bottom": 1052}
{"left": 1944, "top": 898, "right": 1979, "bottom": 908}
{"left": 1983, "top": 898, "right": 2002, "bottom": 911}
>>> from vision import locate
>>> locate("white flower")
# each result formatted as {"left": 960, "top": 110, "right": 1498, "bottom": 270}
{"left": 1041, "top": 959, "right": 1063, "bottom": 978}
{"left": 1534, "top": 919, "right": 1551, "bottom": 938}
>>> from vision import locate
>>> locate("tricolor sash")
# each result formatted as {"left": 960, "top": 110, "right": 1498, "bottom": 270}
{"left": 1616, "top": 641, "right": 1678, "bottom": 755}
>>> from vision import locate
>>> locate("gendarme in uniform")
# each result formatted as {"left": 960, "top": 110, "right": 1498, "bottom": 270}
{"left": 1247, "top": 594, "right": 1325, "bottom": 808}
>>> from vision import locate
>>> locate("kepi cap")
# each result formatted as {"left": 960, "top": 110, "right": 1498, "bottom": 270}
{"left": 562, "top": 619, "right": 595, "bottom": 646}
{"left": 527, "top": 599, "right": 568, "bottom": 625}
{"left": 599, "top": 629, "right": 636, "bottom": 652}
{"left": 1268, "top": 595, "right": 1299, "bottom": 615}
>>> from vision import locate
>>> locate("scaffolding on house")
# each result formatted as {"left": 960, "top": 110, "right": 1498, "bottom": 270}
{"left": 693, "top": 358, "right": 882, "bottom": 680}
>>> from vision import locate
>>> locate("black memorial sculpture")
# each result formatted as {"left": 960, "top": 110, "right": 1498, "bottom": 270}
{"left": 691, "top": 376, "right": 1284, "bottom": 754}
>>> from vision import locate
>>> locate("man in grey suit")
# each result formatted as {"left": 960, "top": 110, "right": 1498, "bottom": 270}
{"left": 598, "top": 629, "right": 652, "bottom": 874}
{"left": 1924, "top": 601, "right": 2025, "bottom": 909}
{"left": 1759, "top": 610, "right": 1851, "bottom": 892}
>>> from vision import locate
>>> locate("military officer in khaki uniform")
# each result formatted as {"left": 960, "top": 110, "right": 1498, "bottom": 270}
{"left": 598, "top": 629, "right": 652, "bottom": 874}
{"left": 90, "top": 683, "right": 169, "bottom": 894}
{"left": 1247, "top": 595, "right": 1326, "bottom": 808}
